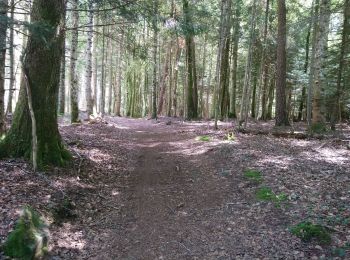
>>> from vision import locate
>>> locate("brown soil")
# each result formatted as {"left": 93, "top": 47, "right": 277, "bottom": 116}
{"left": 1, "top": 117, "right": 350, "bottom": 259}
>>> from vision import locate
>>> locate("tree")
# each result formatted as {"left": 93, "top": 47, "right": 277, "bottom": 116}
{"left": 239, "top": 0, "right": 257, "bottom": 127}
{"left": 275, "top": 0, "right": 289, "bottom": 126}
{"left": 70, "top": 0, "right": 79, "bottom": 123}
{"left": 310, "top": 0, "right": 330, "bottom": 129}
{"left": 6, "top": 0, "right": 14, "bottom": 115}
{"left": 330, "top": 0, "right": 350, "bottom": 129}
{"left": 0, "top": 0, "right": 7, "bottom": 135}
{"left": 0, "top": 0, "right": 71, "bottom": 167}
{"left": 182, "top": 0, "right": 198, "bottom": 120}
{"left": 85, "top": 0, "right": 94, "bottom": 119}
{"left": 151, "top": 0, "right": 158, "bottom": 119}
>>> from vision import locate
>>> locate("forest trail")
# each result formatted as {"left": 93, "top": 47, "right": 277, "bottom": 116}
{"left": 2, "top": 117, "right": 350, "bottom": 259}
{"left": 51, "top": 117, "right": 349, "bottom": 259}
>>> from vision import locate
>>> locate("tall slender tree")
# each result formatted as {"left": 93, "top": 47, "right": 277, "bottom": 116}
{"left": 0, "top": 0, "right": 7, "bottom": 134}
{"left": 85, "top": 0, "right": 94, "bottom": 119}
{"left": 311, "top": 0, "right": 330, "bottom": 129}
{"left": 6, "top": 0, "right": 14, "bottom": 114}
{"left": 275, "top": 0, "right": 289, "bottom": 126}
{"left": 70, "top": 0, "right": 79, "bottom": 122}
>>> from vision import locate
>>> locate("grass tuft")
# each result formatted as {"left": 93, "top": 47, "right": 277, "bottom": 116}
{"left": 290, "top": 221, "right": 331, "bottom": 244}
{"left": 196, "top": 135, "right": 210, "bottom": 142}
{"left": 244, "top": 169, "right": 263, "bottom": 183}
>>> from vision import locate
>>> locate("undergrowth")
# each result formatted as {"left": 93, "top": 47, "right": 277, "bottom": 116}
{"left": 290, "top": 221, "right": 331, "bottom": 244}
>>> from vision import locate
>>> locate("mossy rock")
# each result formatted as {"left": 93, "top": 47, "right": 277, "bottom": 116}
{"left": 3, "top": 206, "right": 49, "bottom": 259}
{"left": 290, "top": 221, "right": 331, "bottom": 244}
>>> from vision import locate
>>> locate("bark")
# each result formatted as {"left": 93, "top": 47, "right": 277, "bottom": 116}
{"left": 151, "top": 0, "right": 158, "bottom": 119}
{"left": 157, "top": 44, "right": 171, "bottom": 115}
{"left": 229, "top": 0, "right": 241, "bottom": 119}
{"left": 218, "top": 0, "right": 232, "bottom": 120}
{"left": 307, "top": 0, "right": 318, "bottom": 126}
{"left": 0, "top": 0, "right": 71, "bottom": 167}
{"left": 114, "top": 23, "right": 124, "bottom": 116}
{"left": 260, "top": 0, "right": 270, "bottom": 120}
{"left": 330, "top": 0, "right": 350, "bottom": 129}
{"left": 183, "top": 0, "right": 198, "bottom": 120}
{"left": 58, "top": 7, "right": 66, "bottom": 115}
{"left": 275, "top": 0, "right": 289, "bottom": 126}
{"left": 6, "top": 0, "right": 14, "bottom": 114}
{"left": 70, "top": 0, "right": 79, "bottom": 123}
{"left": 311, "top": 0, "right": 330, "bottom": 128}
{"left": 298, "top": 19, "right": 312, "bottom": 121}
{"left": 0, "top": 0, "right": 7, "bottom": 134}
{"left": 92, "top": 15, "right": 98, "bottom": 114}
{"left": 239, "top": 0, "right": 257, "bottom": 127}
{"left": 172, "top": 40, "right": 181, "bottom": 117}
{"left": 85, "top": 0, "right": 94, "bottom": 118}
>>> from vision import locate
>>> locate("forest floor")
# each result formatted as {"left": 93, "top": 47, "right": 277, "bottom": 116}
{"left": 1, "top": 117, "right": 350, "bottom": 259}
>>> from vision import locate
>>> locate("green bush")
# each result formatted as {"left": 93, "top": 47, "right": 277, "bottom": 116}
{"left": 3, "top": 206, "right": 48, "bottom": 260}
{"left": 290, "top": 221, "right": 331, "bottom": 244}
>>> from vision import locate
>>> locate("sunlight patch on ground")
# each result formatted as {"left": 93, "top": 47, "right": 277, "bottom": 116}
{"left": 258, "top": 156, "right": 293, "bottom": 169}
{"left": 49, "top": 223, "right": 86, "bottom": 252}
{"left": 88, "top": 148, "right": 112, "bottom": 163}
{"left": 166, "top": 139, "right": 239, "bottom": 156}
{"left": 313, "top": 148, "right": 349, "bottom": 164}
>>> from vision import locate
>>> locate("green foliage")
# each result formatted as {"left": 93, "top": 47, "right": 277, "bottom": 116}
{"left": 290, "top": 221, "right": 331, "bottom": 244}
{"left": 256, "top": 187, "right": 288, "bottom": 207}
{"left": 3, "top": 206, "right": 48, "bottom": 259}
{"left": 244, "top": 169, "right": 263, "bottom": 183}
{"left": 197, "top": 135, "right": 210, "bottom": 142}
{"left": 256, "top": 187, "right": 276, "bottom": 201}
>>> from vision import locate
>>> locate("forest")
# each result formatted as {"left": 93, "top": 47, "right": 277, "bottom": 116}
{"left": 0, "top": 0, "right": 349, "bottom": 259}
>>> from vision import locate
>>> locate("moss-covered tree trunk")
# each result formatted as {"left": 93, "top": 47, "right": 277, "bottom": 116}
{"left": 0, "top": 0, "right": 71, "bottom": 167}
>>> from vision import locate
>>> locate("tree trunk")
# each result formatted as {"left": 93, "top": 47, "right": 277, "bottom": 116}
{"left": 114, "top": 23, "right": 124, "bottom": 116}
{"left": 0, "top": 0, "right": 71, "bottom": 167}
{"left": 151, "top": 0, "right": 158, "bottom": 119}
{"left": 183, "top": 0, "right": 198, "bottom": 120}
{"left": 6, "top": 0, "right": 14, "bottom": 114}
{"left": 239, "top": 0, "right": 257, "bottom": 127}
{"left": 0, "top": 0, "right": 7, "bottom": 134}
{"left": 70, "top": 0, "right": 79, "bottom": 123}
{"left": 85, "top": 0, "right": 94, "bottom": 118}
{"left": 58, "top": 7, "right": 66, "bottom": 115}
{"left": 275, "top": 0, "right": 289, "bottom": 126}
{"left": 330, "top": 0, "right": 349, "bottom": 129}
{"left": 100, "top": 19, "right": 106, "bottom": 116}
{"left": 229, "top": 0, "right": 241, "bottom": 119}
{"left": 311, "top": 0, "right": 330, "bottom": 128}
{"left": 260, "top": 0, "right": 270, "bottom": 120}
{"left": 298, "top": 20, "right": 311, "bottom": 121}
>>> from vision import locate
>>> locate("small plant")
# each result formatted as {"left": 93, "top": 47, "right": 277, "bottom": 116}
{"left": 290, "top": 221, "right": 331, "bottom": 244}
{"left": 256, "top": 187, "right": 288, "bottom": 207}
{"left": 226, "top": 132, "right": 235, "bottom": 141}
{"left": 3, "top": 206, "right": 49, "bottom": 260}
{"left": 244, "top": 169, "right": 263, "bottom": 183}
{"left": 197, "top": 135, "right": 210, "bottom": 142}
{"left": 256, "top": 187, "right": 276, "bottom": 201}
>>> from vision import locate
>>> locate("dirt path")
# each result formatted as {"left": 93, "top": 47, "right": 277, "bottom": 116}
{"left": 1, "top": 117, "right": 349, "bottom": 259}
